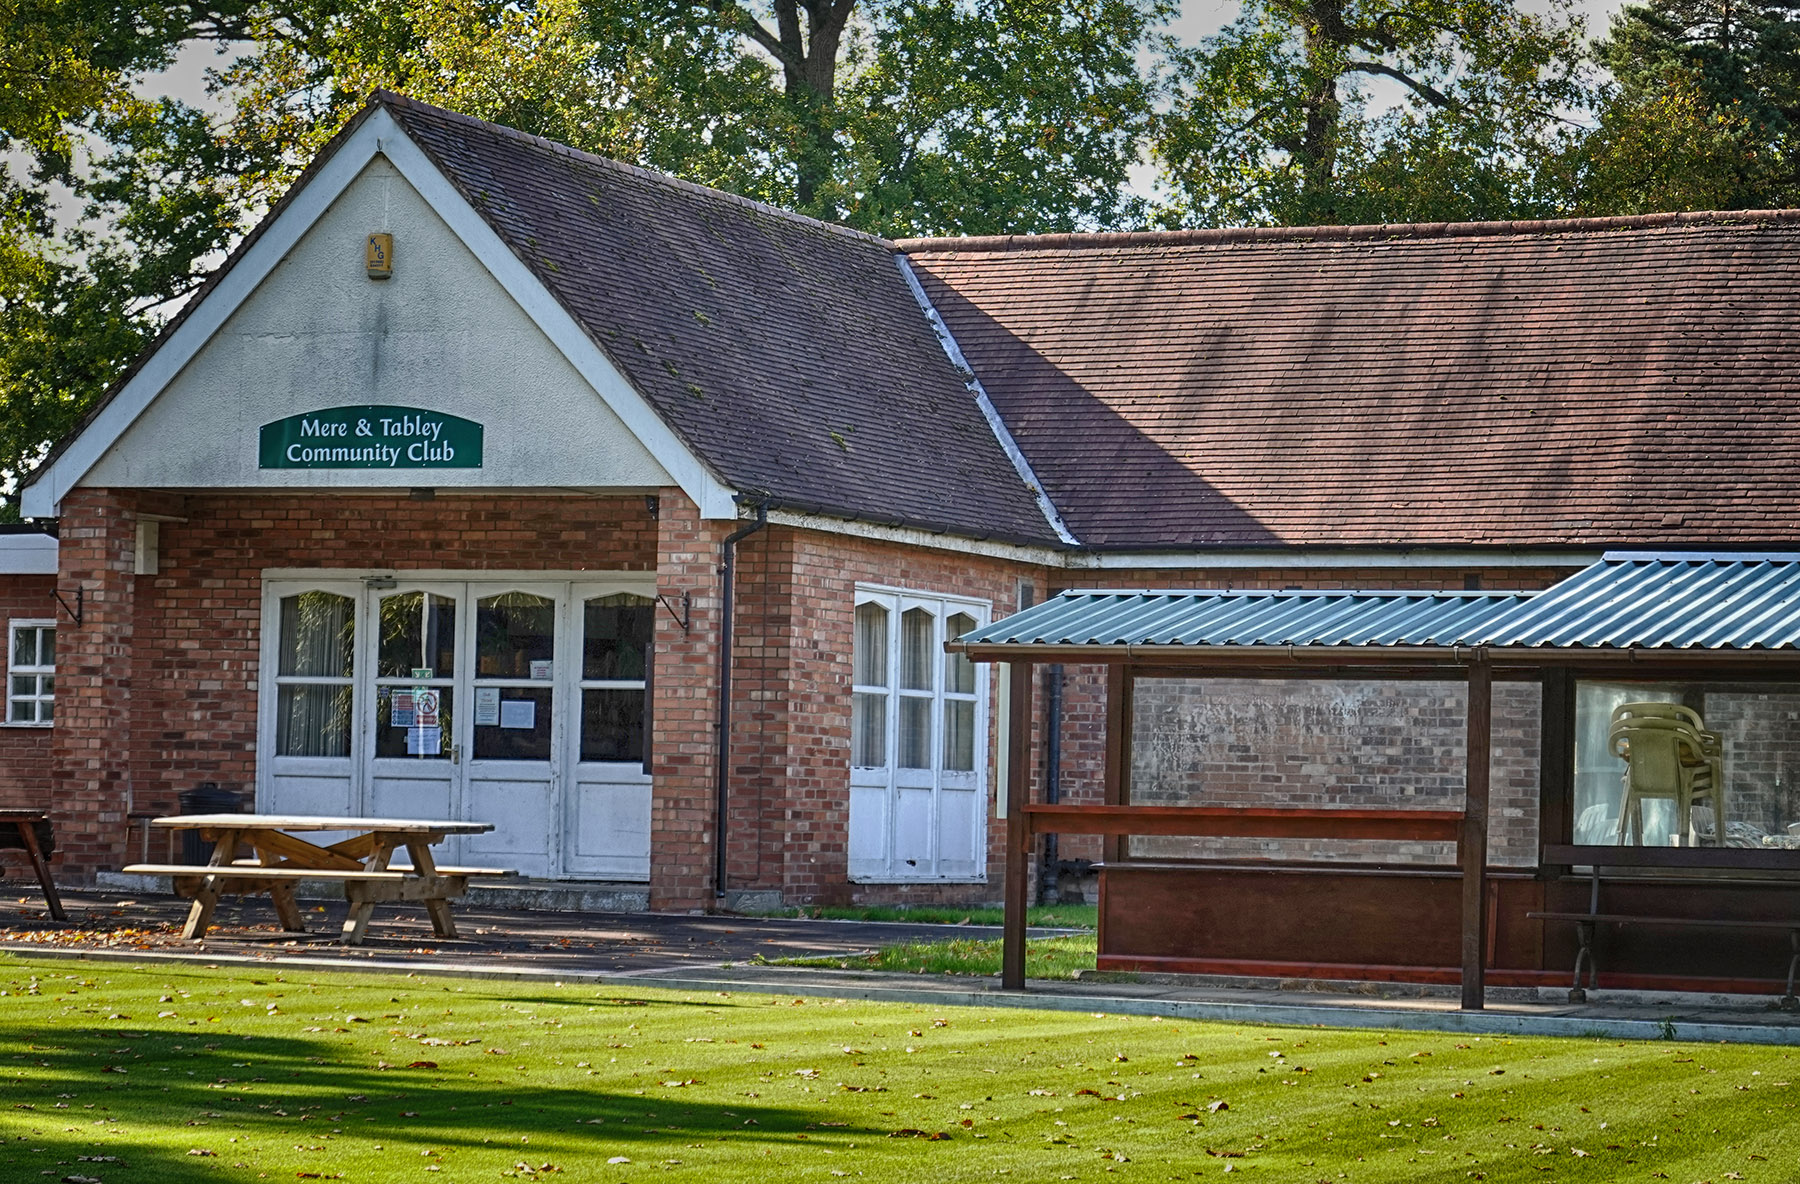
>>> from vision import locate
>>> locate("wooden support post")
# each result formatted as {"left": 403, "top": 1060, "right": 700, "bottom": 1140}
{"left": 1461, "top": 655, "right": 1493, "bottom": 1011}
{"left": 1002, "top": 660, "right": 1034, "bottom": 991}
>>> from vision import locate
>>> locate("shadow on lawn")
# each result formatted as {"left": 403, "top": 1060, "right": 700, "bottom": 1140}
{"left": 1, "top": 1021, "right": 876, "bottom": 1178}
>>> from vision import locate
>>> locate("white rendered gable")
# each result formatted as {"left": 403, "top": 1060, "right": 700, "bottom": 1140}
{"left": 23, "top": 108, "right": 736, "bottom": 518}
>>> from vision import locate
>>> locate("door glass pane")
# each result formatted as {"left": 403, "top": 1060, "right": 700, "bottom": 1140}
{"left": 378, "top": 592, "right": 457, "bottom": 678}
{"left": 853, "top": 603, "right": 888, "bottom": 686}
{"left": 945, "top": 612, "right": 976, "bottom": 694}
{"left": 276, "top": 684, "right": 352, "bottom": 757}
{"left": 477, "top": 592, "right": 556, "bottom": 679}
{"left": 853, "top": 692, "right": 887, "bottom": 767}
{"left": 474, "top": 686, "right": 554, "bottom": 760}
{"left": 945, "top": 700, "right": 975, "bottom": 772}
{"left": 899, "top": 697, "right": 931, "bottom": 769}
{"left": 373, "top": 686, "right": 454, "bottom": 759}
{"left": 278, "top": 592, "right": 354, "bottom": 677}
{"left": 582, "top": 688, "right": 645, "bottom": 761}
{"left": 901, "top": 608, "right": 934, "bottom": 691}
{"left": 584, "top": 594, "right": 654, "bottom": 679}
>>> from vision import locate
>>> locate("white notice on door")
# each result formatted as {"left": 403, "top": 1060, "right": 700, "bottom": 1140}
{"left": 529, "top": 660, "right": 553, "bottom": 681}
{"left": 499, "top": 699, "right": 536, "bottom": 730}
{"left": 474, "top": 686, "right": 501, "bottom": 726}
{"left": 407, "top": 725, "right": 442, "bottom": 755}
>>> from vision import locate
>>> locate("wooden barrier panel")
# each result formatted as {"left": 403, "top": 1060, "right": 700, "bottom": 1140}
{"left": 1020, "top": 804, "right": 1463, "bottom": 843}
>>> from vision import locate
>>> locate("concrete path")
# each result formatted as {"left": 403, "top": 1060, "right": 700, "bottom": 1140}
{"left": 5, "top": 890, "right": 1800, "bottom": 1045}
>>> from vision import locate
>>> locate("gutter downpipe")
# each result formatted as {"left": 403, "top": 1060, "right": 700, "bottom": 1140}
{"left": 715, "top": 499, "right": 770, "bottom": 902}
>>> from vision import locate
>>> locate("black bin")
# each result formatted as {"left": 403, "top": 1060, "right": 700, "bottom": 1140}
{"left": 177, "top": 782, "right": 246, "bottom": 864}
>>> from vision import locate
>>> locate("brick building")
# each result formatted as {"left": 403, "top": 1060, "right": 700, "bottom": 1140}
{"left": 7, "top": 93, "right": 1800, "bottom": 907}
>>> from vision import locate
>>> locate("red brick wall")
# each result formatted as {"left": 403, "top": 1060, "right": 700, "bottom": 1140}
{"left": 49, "top": 491, "right": 138, "bottom": 876}
{"left": 647, "top": 491, "right": 728, "bottom": 910}
{"left": 0, "top": 573, "right": 57, "bottom": 808}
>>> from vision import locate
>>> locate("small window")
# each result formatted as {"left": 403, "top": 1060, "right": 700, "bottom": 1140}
{"left": 7, "top": 620, "right": 54, "bottom": 725}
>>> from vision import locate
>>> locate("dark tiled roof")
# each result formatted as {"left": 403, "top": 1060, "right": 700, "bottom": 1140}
{"left": 383, "top": 95, "right": 1058, "bottom": 545}
{"left": 902, "top": 213, "right": 1800, "bottom": 549}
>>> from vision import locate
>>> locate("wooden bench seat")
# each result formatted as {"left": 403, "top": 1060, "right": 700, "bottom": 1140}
{"left": 122, "top": 863, "right": 410, "bottom": 882}
{"left": 222, "top": 859, "right": 516, "bottom": 878}
{"left": 1533, "top": 844, "right": 1800, "bottom": 1006}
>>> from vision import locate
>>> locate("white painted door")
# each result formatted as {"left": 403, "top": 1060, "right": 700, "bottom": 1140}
{"left": 365, "top": 584, "right": 464, "bottom": 864}
{"left": 848, "top": 589, "right": 989, "bottom": 882}
{"left": 461, "top": 583, "right": 564, "bottom": 878}
{"left": 261, "top": 582, "right": 361, "bottom": 819}
{"left": 259, "top": 573, "right": 655, "bottom": 881}
{"left": 563, "top": 586, "right": 655, "bottom": 879}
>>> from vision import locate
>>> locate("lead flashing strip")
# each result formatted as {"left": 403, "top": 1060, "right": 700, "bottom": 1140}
{"left": 894, "top": 255, "right": 1079, "bottom": 547}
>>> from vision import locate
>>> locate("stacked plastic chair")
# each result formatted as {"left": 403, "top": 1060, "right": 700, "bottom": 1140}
{"left": 1608, "top": 702, "right": 1724, "bottom": 846}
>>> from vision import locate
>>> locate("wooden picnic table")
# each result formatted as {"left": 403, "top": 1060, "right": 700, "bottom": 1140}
{"left": 121, "top": 814, "right": 510, "bottom": 945}
{"left": 0, "top": 809, "right": 65, "bottom": 921}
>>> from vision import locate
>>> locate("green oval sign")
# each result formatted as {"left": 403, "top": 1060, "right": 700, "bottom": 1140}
{"left": 259, "top": 406, "right": 483, "bottom": 469}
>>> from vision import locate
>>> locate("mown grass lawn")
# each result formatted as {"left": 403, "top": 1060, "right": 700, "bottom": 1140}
{"left": 772, "top": 934, "right": 1098, "bottom": 979}
{"left": 2, "top": 955, "right": 1798, "bottom": 1183}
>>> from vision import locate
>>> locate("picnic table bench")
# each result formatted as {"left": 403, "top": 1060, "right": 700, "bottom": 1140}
{"left": 1531, "top": 844, "right": 1800, "bottom": 1007}
{"left": 120, "top": 814, "right": 512, "bottom": 944}
{"left": 0, "top": 809, "right": 64, "bottom": 921}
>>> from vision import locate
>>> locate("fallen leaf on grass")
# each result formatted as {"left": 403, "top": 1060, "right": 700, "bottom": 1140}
{"left": 187, "top": 1149, "right": 217, "bottom": 1157}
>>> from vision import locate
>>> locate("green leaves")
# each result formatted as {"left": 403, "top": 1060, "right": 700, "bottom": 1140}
{"left": 1151, "top": 0, "right": 1595, "bottom": 227}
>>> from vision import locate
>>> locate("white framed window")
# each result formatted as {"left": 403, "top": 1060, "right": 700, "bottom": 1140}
{"left": 6, "top": 619, "right": 55, "bottom": 726}
{"left": 849, "top": 587, "right": 989, "bottom": 882}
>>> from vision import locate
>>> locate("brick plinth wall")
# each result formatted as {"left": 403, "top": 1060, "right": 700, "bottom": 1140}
{"left": 48, "top": 490, "right": 138, "bottom": 878}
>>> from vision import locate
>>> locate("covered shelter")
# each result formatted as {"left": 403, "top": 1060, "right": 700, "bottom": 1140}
{"left": 954, "top": 553, "right": 1800, "bottom": 1008}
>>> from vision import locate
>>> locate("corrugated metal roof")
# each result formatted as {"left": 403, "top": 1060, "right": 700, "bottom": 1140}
{"left": 1477, "top": 552, "right": 1800, "bottom": 650}
{"left": 954, "top": 589, "right": 1531, "bottom": 650}
{"left": 952, "top": 554, "right": 1800, "bottom": 656}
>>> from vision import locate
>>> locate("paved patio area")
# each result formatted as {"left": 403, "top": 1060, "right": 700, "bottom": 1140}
{"left": 5, "top": 889, "right": 1800, "bottom": 1045}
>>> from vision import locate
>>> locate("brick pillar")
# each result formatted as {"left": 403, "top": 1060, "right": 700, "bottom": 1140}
{"left": 48, "top": 489, "right": 138, "bottom": 882}
{"left": 648, "top": 490, "right": 726, "bottom": 911}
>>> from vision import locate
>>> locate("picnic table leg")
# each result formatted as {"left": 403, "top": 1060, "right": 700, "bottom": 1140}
{"left": 14, "top": 820, "right": 65, "bottom": 922}
{"left": 405, "top": 839, "right": 459, "bottom": 940}
{"left": 181, "top": 829, "right": 240, "bottom": 941}
{"left": 251, "top": 840, "right": 309, "bottom": 932}
{"left": 339, "top": 836, "right": 398, "bottom": 945}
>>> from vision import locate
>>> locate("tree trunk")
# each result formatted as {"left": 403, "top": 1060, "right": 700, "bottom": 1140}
{"left": 1299, "top": 7, "right": 1344, "bottom": 220}
{"left": 768, "top": 0, "right": 853, "bottom": 218}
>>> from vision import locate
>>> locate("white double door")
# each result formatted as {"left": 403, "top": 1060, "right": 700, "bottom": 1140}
{"left": 259, "top": 576, "right": 653, "bottom": 880}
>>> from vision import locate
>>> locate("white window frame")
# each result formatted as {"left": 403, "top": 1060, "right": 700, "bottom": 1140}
{"left": 5, "top": 618, "right": 55, "bottom": 727}
{"left": 849, "top": 585, "right": 990, "bottom": 882}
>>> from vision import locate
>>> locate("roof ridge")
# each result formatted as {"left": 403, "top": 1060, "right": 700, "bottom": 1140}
{"left": 372, "top": 90, "right": 895, "bottom": 250}
{"left": 895, "top": 208, "right": 1800, "bottom": 254}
